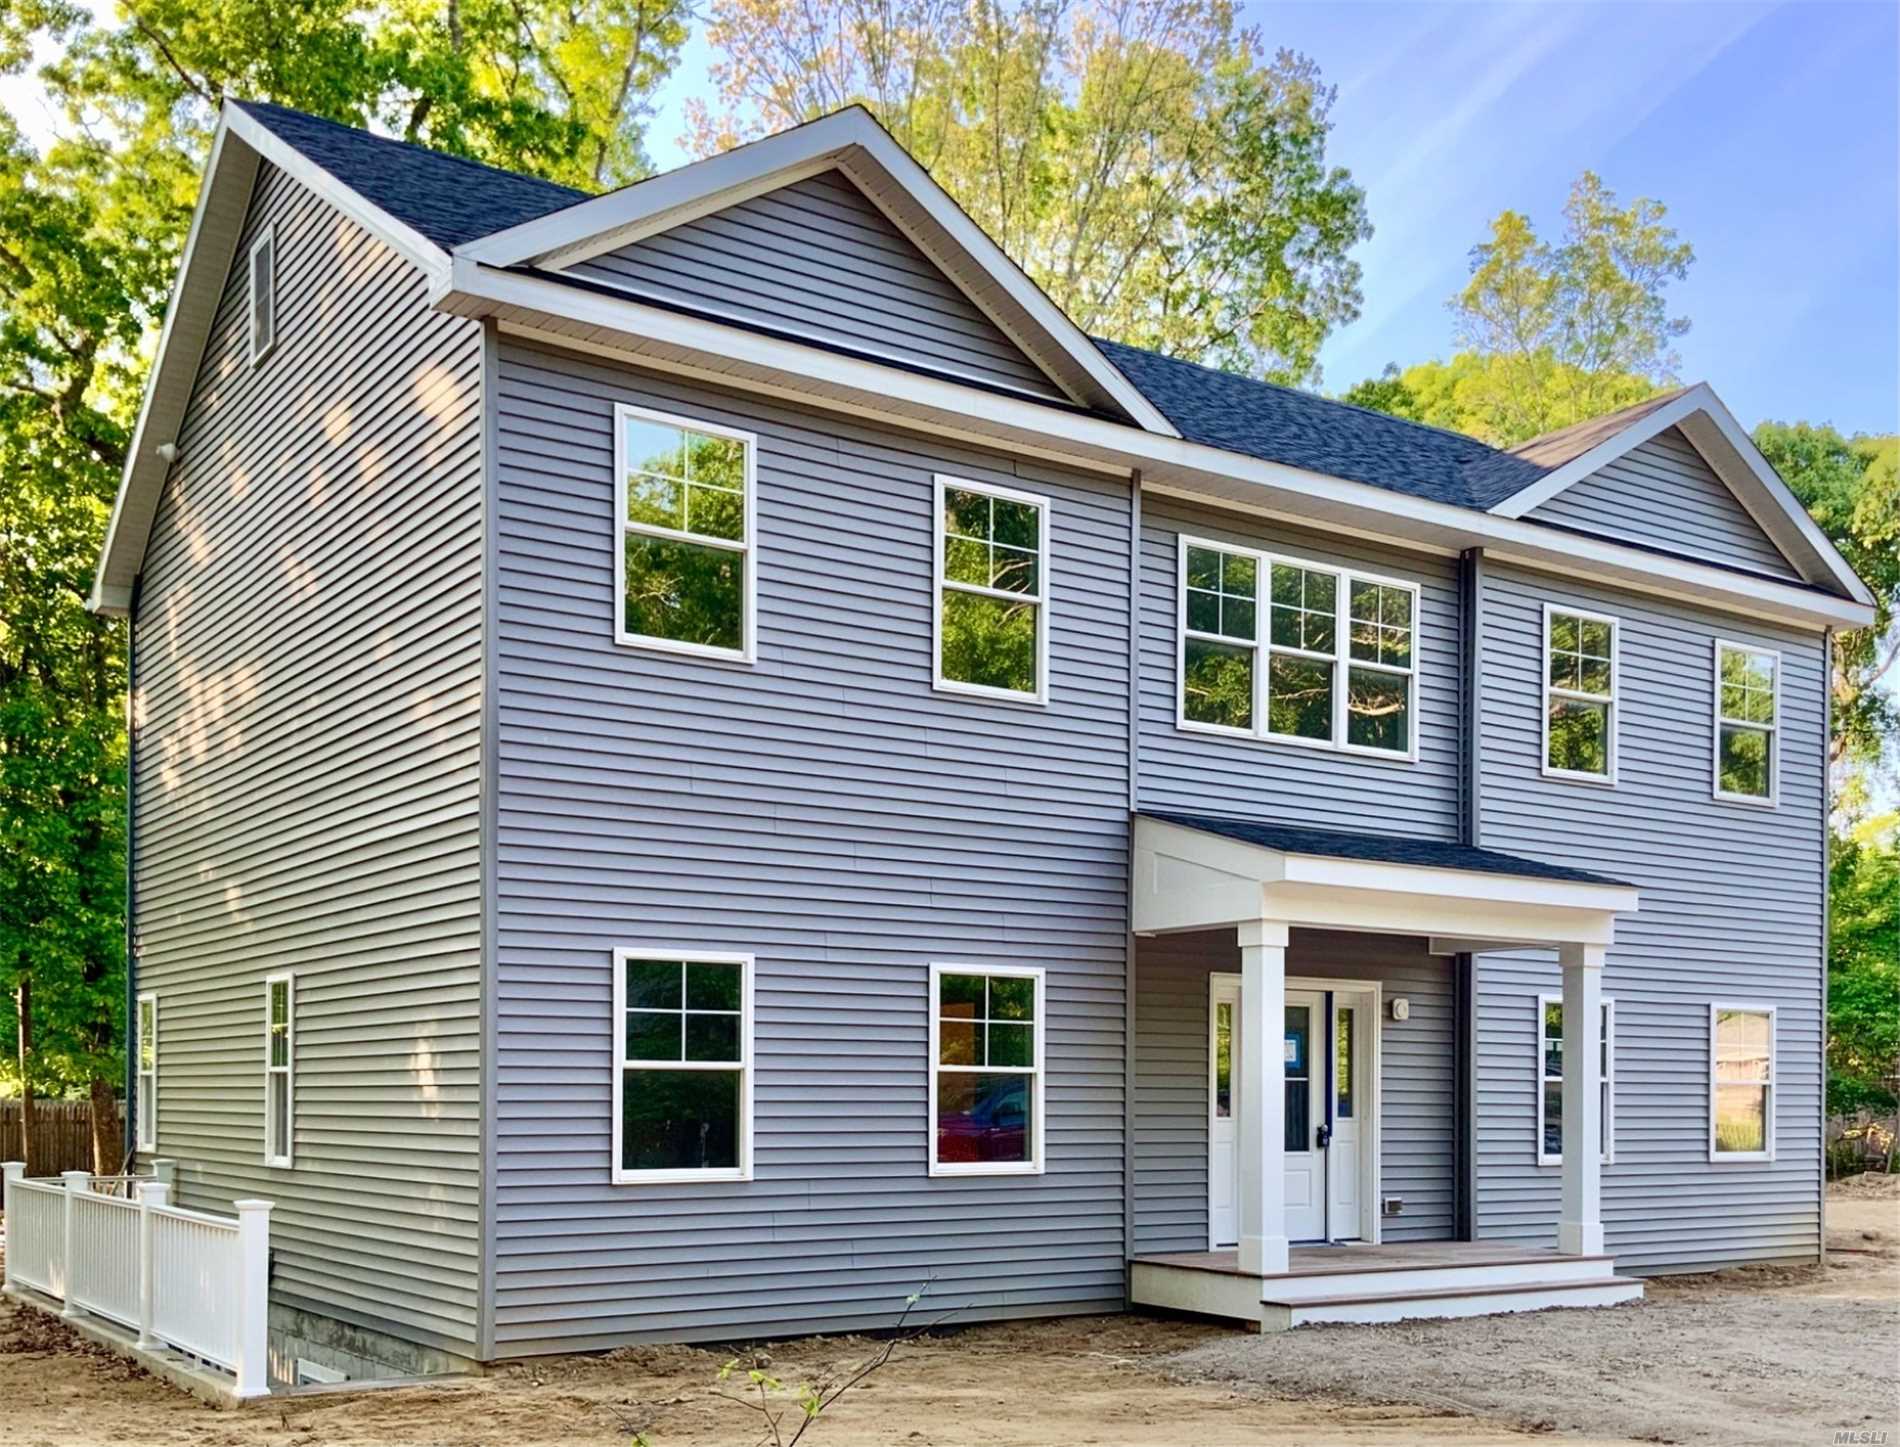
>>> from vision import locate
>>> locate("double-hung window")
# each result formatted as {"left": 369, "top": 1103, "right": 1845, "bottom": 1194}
{"left": 248, "top": 225, "right": 275, "bottom": 367}
{"left": 264, "top": 974, "right": 294, "bottom": 1167}
{"left": 1543, "top": 605, "right": 1617, "bottom": 781}
{"left": 615, "top": 404, "right": 756, "bottom": 662}
{"left": 929, "top": 965, "right": 1044, "bottom": 1175}
{"left": 934, "top": 477, "right": 1050, "bottom": 703}
{"left": 1710, "top": 1003, "right": 1775, "bottom": 1161}
{"left": 1178, "top": 537, "right": 1419, "bottom": 758}
{"left": 613, "top": 951, "right": 753, "bottom": 1183}
{"left": 1536, "top": 994, "right": 1613, "bottom": 1165}
{"left": 1713, "top": 641, "right": 1778, "bottom": 804}
{"left": 135, "top": 992, "right": 157, "bottom": 1152}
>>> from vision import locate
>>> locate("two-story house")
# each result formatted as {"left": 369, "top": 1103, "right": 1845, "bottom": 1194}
{"left": 84, "top": 100, "right": 1873, "bottom": 1373}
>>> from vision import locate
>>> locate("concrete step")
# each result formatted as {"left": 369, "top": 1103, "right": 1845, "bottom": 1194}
{"left": 1261, "top": 1252, "right": 1620, "bottom": 1301}
{"left": 1267, "top": 1275, "right": 1646, "bottom": 1329}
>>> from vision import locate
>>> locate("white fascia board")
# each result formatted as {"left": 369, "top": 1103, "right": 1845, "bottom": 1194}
{"left": 1487, "top": 384, "right": 1873, "bottom": 609}
{"left": 446, "top": 262, "right": 1875, "bottom": 631}
{"left": 1274, "top": 852, "right": 1639, "bottom": 916}
{"left": 89, "top": 107, "right": 453, "bottom": 614}
{"left": 453, "top": 107, "right": 1178, "bottom": 437}
{"left": 222, "top": 106, "right": 451, "bottom": 286}
{"left": 89, "top": 119, "right": 255, "bottom": 614}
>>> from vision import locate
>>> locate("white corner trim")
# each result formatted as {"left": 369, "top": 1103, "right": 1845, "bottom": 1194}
{"left": 1710, "top": 637, "right": 1781, "bottom": 807}
{"left": 926, "top": 962, "right": 1047, "bottom": 1177}
{"left": 610, "top": 948, "right": 756, "bottom": 1185}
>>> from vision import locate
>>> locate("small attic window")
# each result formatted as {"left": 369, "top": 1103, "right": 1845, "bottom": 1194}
{"left": 248, "top": 226, "right": 276, "bottom": 367}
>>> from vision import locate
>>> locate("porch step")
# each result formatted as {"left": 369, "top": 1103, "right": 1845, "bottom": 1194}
{"left": 1262, "top": 1252, "right": 1618, "bottom": 1301}
{"left": 1266, "top": 1275, "right": 1646, "bottom": 1329}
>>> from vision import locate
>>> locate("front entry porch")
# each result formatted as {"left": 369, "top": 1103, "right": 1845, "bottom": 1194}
{"left": 1130, "top": 1240, "right": 1643, "bottom": 1331}
{"left": 1132, "top": 812, "right": 1646, "bottom": 1329}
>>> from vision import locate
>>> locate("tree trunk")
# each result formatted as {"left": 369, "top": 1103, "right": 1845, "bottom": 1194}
{"left": 15, "top": 976, "right": 33, "bottom": 1176}
{"left": 89, "top": 1074, "right": 119, "bottom": 1175}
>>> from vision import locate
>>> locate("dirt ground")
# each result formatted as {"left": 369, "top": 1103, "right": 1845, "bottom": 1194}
{"left": 1, "top": 1181, "right": 1895, "bottom": 1447}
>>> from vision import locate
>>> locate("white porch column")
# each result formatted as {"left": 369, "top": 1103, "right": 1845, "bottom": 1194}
{"left": 1558, "top": 942, "right": 1605, "bottom": 1256}
{"left": 1236, "top": 920, "right": 1291, "bottom": 1276}
{"left": 232, "top": 1198, "right": 274, "bottom": 1400}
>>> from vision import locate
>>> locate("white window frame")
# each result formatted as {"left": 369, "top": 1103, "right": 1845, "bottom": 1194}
{"left": 1709, "top": 1001, "right": 1776, "bottom": 1163}
{"left": 1711, "top": 639, "right": 1780, "bottom": 807}
{"left": 247, "top": 224, "right": 276, "bottom": 368}
{"left": 135, "top": 992, "right": 157, "bottom": 1152}
{"left": 264, "top": 973, "right": 295, "bottom": 1168}
{"left": 931, "top": 475, "right": 1052, "bottom": 706}
{"left": 1540, "top": 602, "right": 1619, "bottom": 785}
{"left": 611, "top": 402, "right": 759, "bottom": 664}
{"left": 1174, "top": 534, "right": 1422, "bottom": 762}
{"left": 611, "top": 947, "right": 755, "bottom": 1185}
{"left": 927, "top": 962, "right": 1046, "bottom": 1177}
{"left": 1535, "top": 993, "right": 1614, "bottom": 1166}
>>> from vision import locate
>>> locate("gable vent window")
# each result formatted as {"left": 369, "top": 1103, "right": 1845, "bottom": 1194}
{"left": 934, "top": 476, "right": 1051, "bottom": 704}
{"left": 264, "top": 973, "right": 294, "bottom": 1167}
{"left": 1543, "top": 605, "right": 1617, "bottom": 782}
{"left": 1713, "top": 641, "right": 1778, "bottom": 804}
{"left": 1178, "top": 536, "right": 1419, "bottom": 759}
{"left": 613, "top": 404, "right": 757, "bottom": 662}
{"left": 247, "top": 227, "right": 276, "bottom": 367}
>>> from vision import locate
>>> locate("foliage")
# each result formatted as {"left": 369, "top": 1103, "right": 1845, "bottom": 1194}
{"left": 1753, "top": 422, "right": 1900, "bottom": 818}
{"left": 0, "top": 0, "right": 691, "bottom": 1110}
{"left": 1826, "top": 816, "right": 1899, "bottom": 1117}
{"left": 689, "top": 0, "right": 1370, "bottom": 383}
{"left": 1343, "top": 171, "right": 1690, "bottom": 445}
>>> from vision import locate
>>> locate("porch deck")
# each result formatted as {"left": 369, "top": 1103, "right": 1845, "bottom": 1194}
{"left": 1129, "top": 1241, "right": 1644, "bottom": 1331}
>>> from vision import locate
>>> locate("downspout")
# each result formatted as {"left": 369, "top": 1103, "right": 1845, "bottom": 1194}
{"left": 122, "top": 577, "right": 141, "bottom": 1166}
{"left": 1819, "top": 627, "right": 1832, "bottom": 1265}
{"left": 1455, "top": 548, "right": 1485, "bottom": 1241}
{"left": 1122, "top": 469, "right": 1142, "bottom": 1284}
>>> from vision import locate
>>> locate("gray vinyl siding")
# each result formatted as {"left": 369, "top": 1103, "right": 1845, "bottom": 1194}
{"left": 1132, "top": 929, "right": 1456, "bottom": 1254}
{"left": 1473, "top": 561, "right": 1824, "bottom": 1271}
{"left": 1526, "top": 428, "right": 1800, "bottom": 579}
{"left": 489, "top": 336, "right": 1131, "bottom": 1353}
{"left": 566, "top": 169, "right": 1068, "bottom": 403}
{"left": 1135, "top": 494, "right": 1463, "bottom": 839}
{"left": 132, "top": 163, "right": 485, "bottom": 1353}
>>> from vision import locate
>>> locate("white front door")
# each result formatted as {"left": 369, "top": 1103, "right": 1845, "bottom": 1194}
{"left": 1210, "top": 978, "right": 1376, "bottom": 1249}
{"left": 1209, "top": 976, "right": 1240, "bottom": 1248}
{"left": 1282, "top": 989, "right": 1327, "bottom": 1241}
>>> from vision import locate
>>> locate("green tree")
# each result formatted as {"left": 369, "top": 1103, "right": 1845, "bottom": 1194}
{"left": 1753, "top": 422, "right": 1900, "bottom": 821}
{"left": 1826, "top": 816, "right": 1899, "bottom": 1117}
{"left": 0, "top": 0, "right": 689, "bottom": 1160}
{"left": 1344, "top": 171, "right": 1691, "bottom": 445}
{"left": 691, "top": 0, "right": 1371, "bottom": 384}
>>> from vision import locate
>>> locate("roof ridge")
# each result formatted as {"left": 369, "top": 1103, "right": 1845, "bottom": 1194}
{"left": 232, "top": 98, "right": 592, "bottom": 204}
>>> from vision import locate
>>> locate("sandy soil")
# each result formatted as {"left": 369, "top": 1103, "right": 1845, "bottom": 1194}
{"left": 1162, "top": 1190, "right": 1900, "bottom": 1447}
{"left": 0, "top": 1182, "right": 1894, "bottom": 1447}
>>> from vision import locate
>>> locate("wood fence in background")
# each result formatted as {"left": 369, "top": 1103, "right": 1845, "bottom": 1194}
{"left": 0, "top": 1099, "right": 117, "bottom": 1176}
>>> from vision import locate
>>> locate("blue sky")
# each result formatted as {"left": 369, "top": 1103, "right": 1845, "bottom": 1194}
{"left": 644, "top": 0, "right": 1900, "bottom": 436}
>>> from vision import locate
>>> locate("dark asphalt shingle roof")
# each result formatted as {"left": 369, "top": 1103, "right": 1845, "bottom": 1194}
{"left": 235, "top": 101, "right": 588, "bottom": 251}
{"left": 1142, "top": 811, "right": 1633, "bottom": 889}
{"left": 230, "top": 101, "right": 1668, "bottom": 517}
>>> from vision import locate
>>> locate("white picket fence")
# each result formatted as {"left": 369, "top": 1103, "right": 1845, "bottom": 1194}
{"left": 3, "top": 1163, "right": 272, "bottom": 1398}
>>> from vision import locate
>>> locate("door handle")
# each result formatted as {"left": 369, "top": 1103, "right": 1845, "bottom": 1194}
{"left": 1316, "top": 1124, "right": 1332, "bottom": 1149}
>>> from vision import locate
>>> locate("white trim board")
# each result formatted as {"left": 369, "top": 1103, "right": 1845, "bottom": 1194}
{"left": 442, "top": 264, "right": 1872, "bottom": 632}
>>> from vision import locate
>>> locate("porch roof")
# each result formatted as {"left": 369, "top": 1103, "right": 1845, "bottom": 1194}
{"left": 1131, "top": 812, "right": 1639, "bottom": 948}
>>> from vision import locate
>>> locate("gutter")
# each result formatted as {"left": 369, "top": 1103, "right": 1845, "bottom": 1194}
{"left": 1819, "top": 627, "right": 1832, "bottom": 1265}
